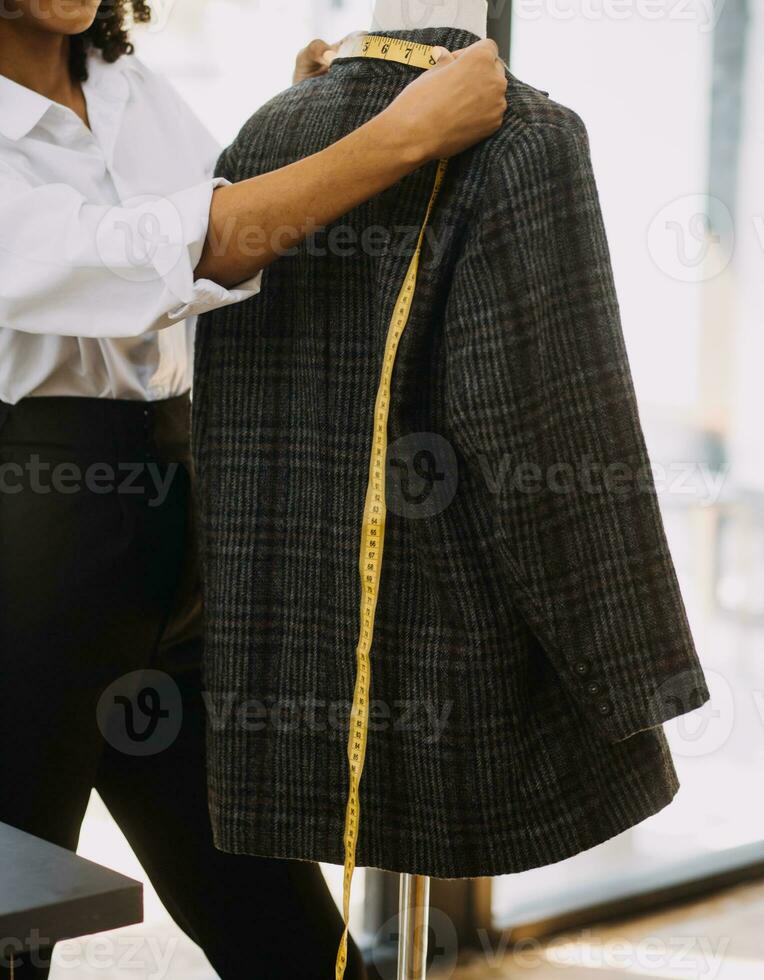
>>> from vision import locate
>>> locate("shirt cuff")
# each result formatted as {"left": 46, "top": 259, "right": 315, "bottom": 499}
{"left": 147, "top": 177, "right": 263, "bottom": 321}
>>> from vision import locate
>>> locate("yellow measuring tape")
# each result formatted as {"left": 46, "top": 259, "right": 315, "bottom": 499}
{"left": 342, "top": 32, "right": 443, "bottom": 70}
{"left": 335, "top": 36, "right": 448, "bottom": 980}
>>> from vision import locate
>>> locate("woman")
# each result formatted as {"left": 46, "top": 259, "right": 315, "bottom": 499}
{"left": 0, "top": 1, "right": 507, "bottom": 978}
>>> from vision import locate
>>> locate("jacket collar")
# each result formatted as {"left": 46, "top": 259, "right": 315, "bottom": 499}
{"left": 0, "top": 51, "right": 140, "bottom": 142}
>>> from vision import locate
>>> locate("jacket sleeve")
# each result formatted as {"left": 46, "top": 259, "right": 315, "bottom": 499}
{"left": 443, "top": 113, "right": 710, "bottom": 742}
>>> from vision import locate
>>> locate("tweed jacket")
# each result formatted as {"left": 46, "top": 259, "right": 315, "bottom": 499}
{"left": 193, "top": 28, "right": 710, "bottom": 879}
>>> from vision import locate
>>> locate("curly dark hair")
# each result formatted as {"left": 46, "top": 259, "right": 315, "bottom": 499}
{"left": 69, "top": 0, "right": 152, "bottom": 82}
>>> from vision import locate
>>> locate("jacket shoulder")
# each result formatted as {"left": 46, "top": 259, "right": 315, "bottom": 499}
{"left": 505, "top": 73, "right": 587, "bottom": 137}
{"left": 218, "top": 79, "right": 326, "bottom": 180}
{"left": 473, "top": 73, "right": 594, "bottom": 196}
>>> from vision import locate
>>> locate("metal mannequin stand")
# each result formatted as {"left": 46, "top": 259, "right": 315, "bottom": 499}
{"left": 396, "top": 874, "right": 431, "bottom": 980}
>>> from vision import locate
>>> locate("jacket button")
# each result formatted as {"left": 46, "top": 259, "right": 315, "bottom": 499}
{"left": 574, "top": 660, "right": 591, "bottom": 677}
{"left": 596, "top": 700, "right": 613, "bottom": 717}
{"left": 586, "top": 682, "right": 602, "bottom": 697}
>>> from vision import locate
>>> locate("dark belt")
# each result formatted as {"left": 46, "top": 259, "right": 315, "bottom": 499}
{"left": 0, "top": 393, "right": 191, "bottom": 464}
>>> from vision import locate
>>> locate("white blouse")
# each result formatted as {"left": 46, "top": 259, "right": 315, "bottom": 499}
{"left": 0, "top": 51, "right": 261, "bottom": 404}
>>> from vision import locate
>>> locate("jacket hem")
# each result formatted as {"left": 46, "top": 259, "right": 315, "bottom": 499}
{"left": 208, "top": 766, "right": 681, "bottom": 880}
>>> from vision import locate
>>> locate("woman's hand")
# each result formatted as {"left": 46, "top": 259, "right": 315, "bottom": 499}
{"left": 381, "top": 39, "right": 508, "bottom": 164}
{"left": 201, "top": 39, "right": 507, "bottom": 287}
{"left": 293, "top": 38, "right": 340, "bottom": 84}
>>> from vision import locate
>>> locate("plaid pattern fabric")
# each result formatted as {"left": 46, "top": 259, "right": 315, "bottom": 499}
{"left": 193, "top": 28, "right": 710, "bottom": 878}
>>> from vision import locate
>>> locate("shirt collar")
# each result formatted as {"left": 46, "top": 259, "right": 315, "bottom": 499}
{"left": 84, "top": 50, "right": 139, "bottom": 102}
{"left": 0, "top": 51, "right": 139, "bottom": 142}
{"left": 0, "top": 72, "right": 52, "bottom": 141}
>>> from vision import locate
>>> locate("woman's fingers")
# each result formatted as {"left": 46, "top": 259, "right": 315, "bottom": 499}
{"left": 430, "top": 47, "right": 454, "bottom": 65}
{"left": 293, "top": 38, "right": 334, "bottom": 84}
{"left": 308, "top": 38, "right": 332, "bottom": 58}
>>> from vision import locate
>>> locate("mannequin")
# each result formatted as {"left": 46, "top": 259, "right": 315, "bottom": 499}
{"left": 371, "top": 0, "right": 488, "bottom": 37}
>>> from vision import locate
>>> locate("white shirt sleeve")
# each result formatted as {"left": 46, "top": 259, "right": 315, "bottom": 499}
{"left": 0, "top": 165, "right": 261, "bottom": 339}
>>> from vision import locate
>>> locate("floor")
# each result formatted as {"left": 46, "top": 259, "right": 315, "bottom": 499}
{"left": 450, "top": 879, "right": 764, "bottom": 979}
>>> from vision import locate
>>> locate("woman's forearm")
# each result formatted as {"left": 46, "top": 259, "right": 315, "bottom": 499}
{"left": 197, "top": 110, "right": 421, "bottom": 288}
{"left": 195, "top": 39, "right": 508, "bottom": 288}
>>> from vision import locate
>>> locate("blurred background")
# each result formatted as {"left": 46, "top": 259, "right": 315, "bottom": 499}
{"left": 60, "top": 0, "right": 763, "bottom": 976}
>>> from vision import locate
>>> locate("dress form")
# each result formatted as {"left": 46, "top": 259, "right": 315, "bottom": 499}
{"left": 370, "top": 0, "right": 488, "bottom": 37}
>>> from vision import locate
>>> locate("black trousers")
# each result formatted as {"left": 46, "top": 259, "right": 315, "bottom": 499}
{"left": 0, "top": 394, "right": 365, "bottom": 980}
